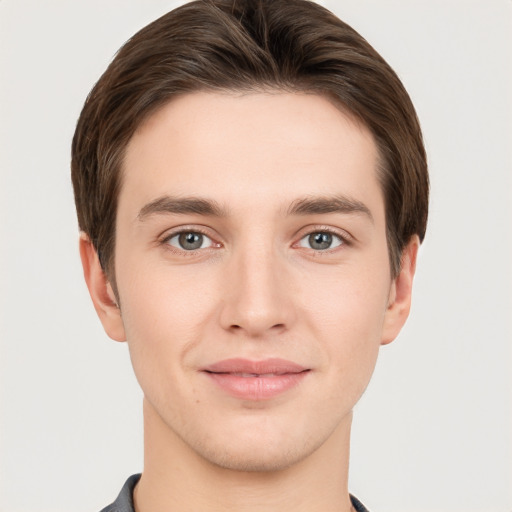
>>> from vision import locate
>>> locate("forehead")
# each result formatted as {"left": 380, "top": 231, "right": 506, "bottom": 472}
{"left": 120, "top": 91, "right": 382, "bottom": 219}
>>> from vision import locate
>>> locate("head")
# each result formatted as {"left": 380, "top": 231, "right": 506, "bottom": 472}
{"left": 72, "top": 0, "right": 428, "bottom": 289}
{"left": 72, "top": 0, "right": 428, "bottom": 473}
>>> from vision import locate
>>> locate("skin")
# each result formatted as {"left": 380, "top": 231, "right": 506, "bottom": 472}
{"left": 80, "top": 91, "right": 418, "bottom": 512}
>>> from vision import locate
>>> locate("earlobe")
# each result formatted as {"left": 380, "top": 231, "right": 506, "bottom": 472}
{"left": 381, "top": 235, "right": 419, "bottom": 345}
{"left": 79, "top": 233, "right": 126, "bottom": 342}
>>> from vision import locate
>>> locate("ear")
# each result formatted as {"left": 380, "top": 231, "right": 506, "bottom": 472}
{"left": 79, "top": 233, "right": 126, "bottom": 342}
{"left": 381, "top": 235, "right": 420, "bottom": 345}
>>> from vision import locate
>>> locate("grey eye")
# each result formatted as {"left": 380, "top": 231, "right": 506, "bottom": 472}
{"left": 298, "top": 232, "right": 343, "bottom": 251}
{"left": 167, "top": 232, "right": 213, "bottom": 250}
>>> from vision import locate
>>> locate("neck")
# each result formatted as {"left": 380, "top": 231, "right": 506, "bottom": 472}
{"left": 134, "top": 399, "right": 354, "bottom": 512}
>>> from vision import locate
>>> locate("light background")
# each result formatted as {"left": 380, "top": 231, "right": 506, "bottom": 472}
{"left": 0, "top": 1, "right": 511, "bottom": 511}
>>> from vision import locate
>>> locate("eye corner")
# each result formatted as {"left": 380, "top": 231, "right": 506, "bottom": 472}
{"left": 159, "top": 227, "right": 222, "bottom": 253}
{"left": 295, "top": 228, "right": 349, "bottom": 252}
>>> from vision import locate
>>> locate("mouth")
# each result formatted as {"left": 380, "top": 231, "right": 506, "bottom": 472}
{"left": 202, "top": 358, "right": 310, "bottom": 400}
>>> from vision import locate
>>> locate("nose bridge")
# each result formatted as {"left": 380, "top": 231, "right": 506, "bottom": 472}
{"left": 220, "top": 235, "right": 293, "bottom": 336}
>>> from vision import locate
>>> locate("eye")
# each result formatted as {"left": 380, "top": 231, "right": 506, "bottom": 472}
{"left": 298, "top": 231, "right": 344, "bottom": 251}
{"left": 166, "top": 231, "right": 214, "bottom": 251}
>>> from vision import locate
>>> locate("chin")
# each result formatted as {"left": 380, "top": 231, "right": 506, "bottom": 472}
{"left": 189, "top": 426, "right": 324, "bottom": 474}
{"left": 198, "top": 444, "right": 309, "bottom": 473}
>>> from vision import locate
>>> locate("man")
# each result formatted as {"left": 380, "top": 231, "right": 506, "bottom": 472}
{"left": 72, "top": 0, "right": 428, "bottom": 510}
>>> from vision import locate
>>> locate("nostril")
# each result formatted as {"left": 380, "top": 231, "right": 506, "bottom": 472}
{"left": 228, "top": 323, "right": 284, "bottom": 334}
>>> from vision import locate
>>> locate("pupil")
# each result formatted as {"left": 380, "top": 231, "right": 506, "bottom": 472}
{"left": 179, "top": 232, "right": 203, "bottom": 250}
{"left": 309, "top": 232, "right": 332, "bottom": 250}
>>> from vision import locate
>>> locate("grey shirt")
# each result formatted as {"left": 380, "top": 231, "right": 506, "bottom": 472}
{"left": 100, "top": 474, "right": 371, "bottom": 512}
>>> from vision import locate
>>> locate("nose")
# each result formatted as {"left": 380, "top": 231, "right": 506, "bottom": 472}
{"left": 219, "top": 244, "right": 296, "bottom": 337}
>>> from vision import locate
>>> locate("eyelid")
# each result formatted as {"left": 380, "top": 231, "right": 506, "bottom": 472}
{"left": 294, "top": 225, "right": 354, "bottom": 247}
{"left": 159, "top": 224, "right": 216, "bottom": 239}
{"left": 156, "top": 224, "right": 353, "bottom": 254}
{"left": 159, "top": 225, "right": 222, "bottom": 251}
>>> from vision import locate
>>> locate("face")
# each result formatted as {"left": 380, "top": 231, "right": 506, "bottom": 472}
{"left": 84, "top": 91, "right": 417, "bottom": 472}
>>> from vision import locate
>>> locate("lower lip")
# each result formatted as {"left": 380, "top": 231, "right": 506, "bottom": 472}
{"left": 204, "top": 371, "right": 309, "bottom": 400}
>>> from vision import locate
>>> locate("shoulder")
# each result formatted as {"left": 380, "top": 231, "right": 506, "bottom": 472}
{"left": 99, "top": 474, "right": 141, "bottom": 512}
{"left": 350, "top": 494, "right": 371, "bottom": 512}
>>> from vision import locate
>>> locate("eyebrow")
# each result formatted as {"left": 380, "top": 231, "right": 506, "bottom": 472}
{"left": 137, "top": 196, "right": 227, "bottom": 220}
{"left": 287, "top": 195, "right": 374, "bottom": 222}
{"left": 137, "top": 194, "right": 373, "bottom": 222}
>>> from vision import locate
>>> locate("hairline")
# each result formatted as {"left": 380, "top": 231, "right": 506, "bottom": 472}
{"left": 103, "top": 86, "right": 399, "bottom": 296}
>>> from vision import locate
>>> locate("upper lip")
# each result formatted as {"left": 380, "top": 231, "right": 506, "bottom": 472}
{"left": 203, "top": 358, "right": 309, "bottom": 375}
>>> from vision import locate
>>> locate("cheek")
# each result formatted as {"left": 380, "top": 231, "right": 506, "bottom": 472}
{"left": 305, "top": 264, "right": 389, "bottom": 335}
{"left": 119, "top": 258, "right": 213, "bottom": 330}
{"left": 116, "top": 262, "right": 219, "bottom": 380}
{"left": 302, "top": 267, "right": 390, "bottom": 383}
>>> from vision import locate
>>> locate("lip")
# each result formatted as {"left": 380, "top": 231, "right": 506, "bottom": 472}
{"left": 202, "top": 358, "right": 310, "bottom": 401}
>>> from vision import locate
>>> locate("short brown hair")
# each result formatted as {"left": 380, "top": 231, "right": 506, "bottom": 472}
{"left": 72, "top": 0, "right": 428, "bottom": 280}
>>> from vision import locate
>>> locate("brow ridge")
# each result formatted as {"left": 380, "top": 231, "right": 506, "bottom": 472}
{"left": 137, "top": 194, "right": 373, "bottom": 222}
{"left": 137, "top": 195, "right": 227, "bottom": 220}
{"left": 287, "top": 195, "right": 373, "bottom": 221}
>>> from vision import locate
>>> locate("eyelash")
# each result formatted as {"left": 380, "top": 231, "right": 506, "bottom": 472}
{"left": 159, "top": 226, "right": 352, "bottom": 255}
{"left": 160, "top": 227, "right": 220, "bottom": 255}
{"left": 295, "top": 226, "right": 352, "bottom": 253}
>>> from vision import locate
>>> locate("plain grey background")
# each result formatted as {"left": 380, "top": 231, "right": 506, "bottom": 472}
{"left": 1, "top": 1, "right": 511, "bottom": 511}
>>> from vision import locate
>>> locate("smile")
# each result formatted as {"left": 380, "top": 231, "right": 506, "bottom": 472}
{"left": 227, "top": 372, "right": 286, "bottom": 377}
{"left": 202, "top": 358, "right": 310, "bottom": 401}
